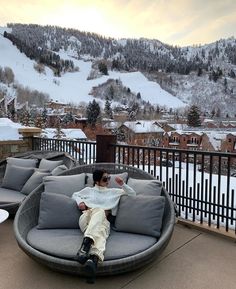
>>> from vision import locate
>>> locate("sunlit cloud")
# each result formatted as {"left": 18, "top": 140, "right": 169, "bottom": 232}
{"left": 0, "top": 0, "right": 236, "bottom": 46}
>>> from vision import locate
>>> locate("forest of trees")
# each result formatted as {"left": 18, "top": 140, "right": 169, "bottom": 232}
{"left": 5, "top": 23, "right": 236, "bottom": 77}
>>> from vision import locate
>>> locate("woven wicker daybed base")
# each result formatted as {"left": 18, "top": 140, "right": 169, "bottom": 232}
{"left": 14, "top": 163, "right": 175, "bottom": 276}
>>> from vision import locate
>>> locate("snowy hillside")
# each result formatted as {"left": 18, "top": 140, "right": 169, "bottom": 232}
{"left": 0, "top": 27, "right": 185, "bottom": 110}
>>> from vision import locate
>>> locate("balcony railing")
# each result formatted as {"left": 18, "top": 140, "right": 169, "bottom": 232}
{"left": 32, "top": 137, "right": 96, "bottom": 164}
{"left": 32, "top": 136, "right": 236, "bottom": 235}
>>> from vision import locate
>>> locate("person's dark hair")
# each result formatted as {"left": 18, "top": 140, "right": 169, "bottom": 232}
{"left": 93, "top": 169, "right": 107, "bottom": 186}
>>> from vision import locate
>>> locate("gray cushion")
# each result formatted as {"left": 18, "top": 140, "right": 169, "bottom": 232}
{"left": 115, "top": 195, "right": 165, "bottom": 237}
{"left": 51, "top": 164, "right": 68, "bottom": 176}
{"left": 43, "top": 173, "right": 86, "bottom": 197}
{"left": 2, "top": 165, "right": 35, "bottom": 191}
{"left": 127, "top": 177, "right": 162, "bottom": 196}
{"left": 85, "top": 173, "right": 94, "bottom": 187}
{"left": 20, "top": 171, "right": 51, "bottom": 195}
{"left": 7, "top": 157, "right": 38, "bottom": 168}
{"left": 27, "top": 228, "right": 156, "bottom": 260}
{"left": 108, "top": 172, "right": 128, "bottom": 188}
{"left": 86, "top": 172, "right": 128, "bottom": 188}
{"left": 38, "top": 192, "right": 81, "bottom": 229}
{"left": 0, "top": 187, "right": 25, "bottom": 204}
{"left": 39, "top": 159, "right": 64, "bottom": 172}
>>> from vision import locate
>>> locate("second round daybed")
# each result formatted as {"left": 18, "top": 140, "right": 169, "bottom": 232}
{"left": 0, "top": 150, "right": 77, "bottom": 214}
{"left": 14, "top": 163, "right": 175, "bottom": 276}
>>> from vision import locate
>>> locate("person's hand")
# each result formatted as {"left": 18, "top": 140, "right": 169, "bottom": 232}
{"left": 115, "top": 176, "right": 124, "bottom": 186}
{"left": 78, "top": 202, "right": 87, "bottom": 211}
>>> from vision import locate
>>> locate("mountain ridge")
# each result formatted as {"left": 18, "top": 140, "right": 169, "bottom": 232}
{"left": 1, "top": 23, "right": 236, "bottom": 117}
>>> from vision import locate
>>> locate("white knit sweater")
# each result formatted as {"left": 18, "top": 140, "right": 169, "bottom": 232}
{"left": 72, "top": 184, "right": 136, "bottom": 215}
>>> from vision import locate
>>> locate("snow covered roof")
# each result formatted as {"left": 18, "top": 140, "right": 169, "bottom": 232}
{"left": 41, "top": 128, "right": 87, "bottom": 140}
{"left": 168, "top": 123, "right": 188, "bottom": 130}
{"left": 0, "top": 118, "right": 26, "bottom": 140}
{"left": 122, "top": 121, "right": 164, "bottom": 133}
{"left": 104, "top": 121, "right": 120, "bottom": 129}
{"left": 203, "top": 131, "right": 229, "bottom": 150}
{"left": 174, "top": 130, "right": 204, "bottom": 136}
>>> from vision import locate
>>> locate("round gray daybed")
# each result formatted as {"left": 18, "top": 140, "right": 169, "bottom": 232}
{"left": 0, "top": 150, "right": 77, "bottom": 215}
{"left": 14, "top": 163, "right": 175, "bottom": 276}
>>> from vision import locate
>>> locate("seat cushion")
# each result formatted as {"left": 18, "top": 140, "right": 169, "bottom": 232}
{"left": 7, "top": 157, "right": 38, "bottom": 168}
{"left": 51, "top": 165, "right": 68, "bottom": 176}
{"left": 115, "top": 195, "right": 166, "bottom": 237}
{"left": 39, "top": 159, "right": 64, "bottom": 172}
{"left": 127, "top": 177, "right": 162, "bottom": 196}
{"left": 27, "top": 228, "right": 157, "bottom": 261}
{"left": 21, "top": 171, "right": 51, "bottom": 195}
{"left": 43, "top": 173, "right": 86, "bottom": 197}
{"left": 0, "top": 187, "right": 25, "bottom": 204}
{"left": 37, "top": 192, "right": 81, "bottom": 229}
{"left": 2, "top": 165, "right": 35, "bottom": 191}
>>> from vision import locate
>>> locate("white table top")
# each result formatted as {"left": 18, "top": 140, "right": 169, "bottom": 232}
{"left": 0, "top": 209, "right": 9, "bottom": 223}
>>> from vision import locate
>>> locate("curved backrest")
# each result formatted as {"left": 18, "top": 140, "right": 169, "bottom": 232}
{"left": 0, "top": 150, "right": 77, "bottom": 182}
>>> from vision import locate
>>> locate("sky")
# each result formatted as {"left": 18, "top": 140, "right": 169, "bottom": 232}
{"left": 0, "top": 0, "right": 236, "bottom": 46}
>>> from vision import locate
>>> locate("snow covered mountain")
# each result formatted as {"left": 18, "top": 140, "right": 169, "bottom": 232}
{"left": 1, "top": 23, "right": 236, "bottom": 116}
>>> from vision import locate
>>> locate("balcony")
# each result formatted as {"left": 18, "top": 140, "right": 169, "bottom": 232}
{"left": 1, "top": 218, "right": 235, "bottom": 289}
{"left": 1, "top": 135, "right": 236, "bottom": 288}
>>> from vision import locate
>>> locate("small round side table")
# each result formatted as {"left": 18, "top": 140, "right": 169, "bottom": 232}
{"left": 0, "top": 209, "right": 9, "bottom": 223}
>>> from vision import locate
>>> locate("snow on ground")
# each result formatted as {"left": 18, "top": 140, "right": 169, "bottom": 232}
{"left": 0, "top": 27, "right": 186, "bottom": 109}
{"left": 140, "top": 162, "right": 236, "bottom": 230}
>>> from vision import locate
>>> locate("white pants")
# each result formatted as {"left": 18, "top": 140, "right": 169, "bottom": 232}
{"left": 79, "top": 208, "right": 110, "bottom": 261}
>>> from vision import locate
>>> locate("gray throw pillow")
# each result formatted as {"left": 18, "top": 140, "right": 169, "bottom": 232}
{"left": 21, "top": 171, "right": 51, "bottom": 195}
{"left": 39, "top": 159, "right": 64, "bottom": 172}
{"left": 37, "top": 192, "right": 81, "bottom": 229}
{"left": 108, "top": 172, "right": 128, "bottom": 188}
{"left": 7, "top": 157, "right": 38, "bottom": 168}
{"left": 115, "top": 195, "right": 166, "bottom": 237}
{"left": 51, "top": 164, "right": 68, "bottom": 176}
{"left": 2, "top": 164, "right": 35, "bottom": 191}
{"left": 127, "top": 177, "right": 162, "bottom": 196}
{"left": 43, "top": 173, "right": 86, "bottom": 197}
{"left": 86, "top": 172, "right": 128, "bottom": 188}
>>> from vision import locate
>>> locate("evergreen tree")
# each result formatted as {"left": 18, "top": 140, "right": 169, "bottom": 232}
{"left": 108, "top": 85, "right": 114, "bottom": 99}
{"left": 128, "top": 102, "right": 139, "bottom": 121}
{"left": 224, "top": 77, "right": 228, "bottom": 92}
{"left": 21, "top": 110, "right": 31, "bottom": 126}
{"left": 54, "top": 117, "right": 66, "bottom": 139}
{"left": 187, "top": 105, "right": 201, "bottom": 127}
{"left": 86, "top": 99, "right": 101, "bottom": 126}
{"left": 116, "top": 128, "right": 126, "bottom": 142}
{"left": 98, "top": 62, "right": 108, "bottom": 75}
{"left": 34, "top": 114, "right": 43, "bottom": 128}
{"left": 63, "top": 111, "right": 74, "bottom": 124}
{"left": 104, "top": 99, "right": 113, "bottom": 119}
{"left": 42, "top": 107, "right": 48, "bottom": 128}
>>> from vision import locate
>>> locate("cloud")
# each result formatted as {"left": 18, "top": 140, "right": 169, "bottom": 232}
{"left": 0, "top": 0, "right": 236, "bottom": 45}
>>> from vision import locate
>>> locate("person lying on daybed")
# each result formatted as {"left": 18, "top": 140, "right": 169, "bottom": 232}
{"left": 72, "top": 169, "right": 136, "bottom": 281}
